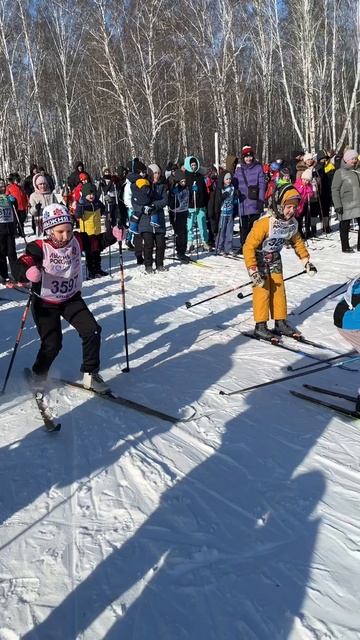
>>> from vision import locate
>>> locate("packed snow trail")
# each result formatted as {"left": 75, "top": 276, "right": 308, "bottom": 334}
{"left": 1, "top": 227, "right": 360, "bottom": 638}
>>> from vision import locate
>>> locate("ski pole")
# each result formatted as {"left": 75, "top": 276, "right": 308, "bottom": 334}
{"left": 219, "top": 354, "right": 360, "bottom": 397}
{"left": 106, "top": 201, "right": 112, "bottom": 277}
{"left": 192, "top": 182, "right": 199, "bottom": 259}
{"left": 295, "top": 280, "right": 349, "bottom": 316}
{"left": 116, "top": 215, "right": 130, "bottom": 372}
{"left": 287, "top": 349, "right": 355, "bottom": 372}
{"left": 173, "top": 198, "right": 177, "bottom": 261}
{"left": 185, "top": 269, "right": 307, "bottom": 310}
{"left": 185, "top": 280, "right": 252, "bottom": 309}
{"left": 215, "top": 214, "right": 223, "bottom": 254}
{"left": 1, "top": 292, "right": 32, "bottom": 394}
{"left": 236, "top": 269, "right": 306, "bottom": 300}
{"left": 11, "top": 204, "right": 27, "bottom": 245}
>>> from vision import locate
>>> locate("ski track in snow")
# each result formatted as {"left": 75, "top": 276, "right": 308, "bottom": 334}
{"left": 1, "top": 225, "right": 360, "bottom": 638}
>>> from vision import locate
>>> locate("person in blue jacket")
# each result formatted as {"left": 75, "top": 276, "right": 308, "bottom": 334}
{"left": 334, "top": 275, "right": 360, "bottom": 411}
{"left": 0, "top": 182, "right": 18, "bottom": 285}
{"left": 139, "top": 164, "right": 168, "bottom": 274}
{"left": 184, "top": 155, "right": 209, "bottom": 252}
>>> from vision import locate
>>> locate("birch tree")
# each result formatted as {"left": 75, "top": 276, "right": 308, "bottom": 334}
{"left": 17, "top": 0, "right": 58, "bottom": 183}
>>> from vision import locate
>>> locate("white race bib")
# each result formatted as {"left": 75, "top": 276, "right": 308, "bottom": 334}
{"left": 261, "top": 215, "right": 298, "bottom": 254}
{"left": 0, "top": 196, "right": 13, "bottom": 224}
{"left": 40, "top": 236, "right": 82, "bottom": 302}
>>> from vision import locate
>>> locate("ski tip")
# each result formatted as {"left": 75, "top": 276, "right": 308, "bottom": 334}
{"left": 185, "top": 301, "right": 192, "bottom": 309}
{"left": 178, "top": 405, "right": 196, "bottom": 421}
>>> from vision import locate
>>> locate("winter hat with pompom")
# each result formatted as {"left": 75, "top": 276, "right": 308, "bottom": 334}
{"left": 242, "top": 145, "right": 253, "bottom": 157}
{"left": 42, "top": 203, "right": 72, "bottom": 232}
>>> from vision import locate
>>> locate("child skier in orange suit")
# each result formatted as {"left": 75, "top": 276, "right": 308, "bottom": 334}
{"left": 243, "top": 183, "right": 317, "bottom": 342}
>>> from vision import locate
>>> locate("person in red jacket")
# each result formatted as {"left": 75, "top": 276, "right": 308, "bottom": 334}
{"left": 14, "top": 203, "right": 124, "bottom": 393}
{"left": 5, "top": 173, "right": 29, "bottom": 236}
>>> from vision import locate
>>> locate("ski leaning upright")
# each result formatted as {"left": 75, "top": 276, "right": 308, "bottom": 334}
{"left": 24, "top": 368, "right": 61, "bottom": 432}
{"left": 52, "top": 377, "right": 196, "bottom": 424}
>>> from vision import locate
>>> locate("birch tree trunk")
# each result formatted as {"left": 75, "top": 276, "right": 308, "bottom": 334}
{"left": 336, "top": 0, "right": 360, "bottom": 151}
{"left": 17, "top": 0, "right": 58, "bottom": 183}
{"left": 273, "top": 0, "right": 307, "bottom": 150}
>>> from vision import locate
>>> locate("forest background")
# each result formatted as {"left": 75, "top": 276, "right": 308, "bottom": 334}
{"left": 0, "top": 0, "right": 359, "bottom": 183}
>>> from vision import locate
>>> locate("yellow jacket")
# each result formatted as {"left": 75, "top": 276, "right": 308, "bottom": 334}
{"left": 78, "top": 206, "right": 102, "bottom": 235}
{"left": 243, "top": 214, "right": 309, "bottom": 269}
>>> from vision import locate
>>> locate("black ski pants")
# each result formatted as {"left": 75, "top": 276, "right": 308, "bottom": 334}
{"left": 31, "top": 292, "right": 101, "bottom": 376}
{"left": 340, "top": 218, "right": 360, "bottom": 251}
{"left": 240, "top": 214, "right": 259, "bottom": 248}
{"left": 169, "top": 210, "right": 187, "bottom": 256}
{"left": 0, "top": 233, "right": 17, "bottom": 280}
{"left": 142, "top": 232, "right": 166, "bottom": 268}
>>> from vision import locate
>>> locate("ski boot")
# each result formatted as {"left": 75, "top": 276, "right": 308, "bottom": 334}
{"left": 176, "top": 253, "right": 191, "bottom": 264}
{"left": 94, "top": 269, "right": 108, "bottom": 277}
{"left": 254, "top": 322, "right": 280, "bottom": 343}
{"left": 29, "top": 370, "right": 48, "bottom": 393}
{"left": 273, "top": 319, "right": 302, "bottom": 339}
{"left": 83, "top": 371, "right": 110, "bottom": 394}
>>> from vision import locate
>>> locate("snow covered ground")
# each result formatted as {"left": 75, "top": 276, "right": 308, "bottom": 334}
{"left": 1, "top": 222, "right": 360, "bottom": 639}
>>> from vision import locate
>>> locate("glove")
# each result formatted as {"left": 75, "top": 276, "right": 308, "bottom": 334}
{"left": 143, "top": 205, "right": 152, "bottom": 214}
{"left": 7, "top": 195, "right": 16, "bottom": 204}
{"left": 305, "top": 261, "right": 317, "bottom": 277}
{"left": 104, "top": 194, "right": 112, "bottom": 203}
{"left": 248, "top": 266, "right": 265, "bottom": 288}
{"left": 25, "top": 266, "right": 42, "bottom": 283}
{"left": 191, "top": 182, "right": 199, "bottom": 192}
{"left": 335, "top": 207, "right": 343, "bottom": 217}
{"left": 112, "top": 225, "right": 124, "bottom": 241}
{"left": 257, "top": 200, "right": 264, "bottom": 215}
{"left": 35, "top": 202, "right": 42, "bottom": 213}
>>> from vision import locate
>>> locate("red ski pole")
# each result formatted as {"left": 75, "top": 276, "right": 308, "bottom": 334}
{"left": 1, "top": 292, "right": 32, "bottom": 394}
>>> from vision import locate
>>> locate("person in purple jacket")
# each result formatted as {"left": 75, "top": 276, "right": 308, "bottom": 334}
{"left": 235, "top": 145, "right": 266, "bottom": 250}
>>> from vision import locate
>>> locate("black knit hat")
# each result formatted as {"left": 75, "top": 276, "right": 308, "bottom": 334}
{"left": 82, "top": 183, "right": 96, "bottom": 197}
{"left": 127, "top": 158, "right": 147, "bottom": 174}
{"left": 174, "top": 169, "right": 186, "bottom": 182}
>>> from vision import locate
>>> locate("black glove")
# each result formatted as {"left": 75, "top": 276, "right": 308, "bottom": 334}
{"left": 35, "top": 202, "right": 42, "bottom": 214}
{"left": 257, "top": 200, "right": 264, "bottom": 215}
{"left": 335, "top": 207, "right": 343, "bottom": 217}
{"left": 305, "top": 261, "right": 317, "bottom": 277}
